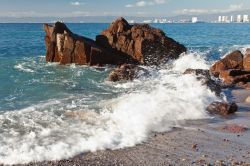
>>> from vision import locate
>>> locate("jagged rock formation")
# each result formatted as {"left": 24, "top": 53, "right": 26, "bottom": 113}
{"left": 96, "top": 17, "right": 186, "bottom": 66}
{"left": 44, "top": 18, "right": 186, "bottom": 66}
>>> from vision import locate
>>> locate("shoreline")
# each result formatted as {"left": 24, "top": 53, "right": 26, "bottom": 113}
{"left": 16, "top": 89, "right": 250, "bottom": 166}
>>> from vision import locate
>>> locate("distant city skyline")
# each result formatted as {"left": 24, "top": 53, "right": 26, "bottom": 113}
{"left": 0, "top": 0, "right": 250, "bottom": 18}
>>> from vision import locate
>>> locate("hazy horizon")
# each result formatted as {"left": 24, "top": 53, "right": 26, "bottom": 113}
{"left": 1, "top": 0, "right": 250, "bottom": 22}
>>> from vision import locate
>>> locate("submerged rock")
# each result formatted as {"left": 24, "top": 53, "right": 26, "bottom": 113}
{"left": 96, "top": 17, "right": 187, "bottom": 66}
{"left": 108, "top": 64, "right": 148, "bottom": 82}
{"left": 206, "top": 102, "right": 238, "bottom": 115}
{"left": 44, "top": 18, "right": 186, "bottom": 66}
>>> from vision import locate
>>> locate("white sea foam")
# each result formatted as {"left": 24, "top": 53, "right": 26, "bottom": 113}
{"left": 14, "top": 63, "right": 35, "bottom": 73}
{"left": 0, "top": 54, "right": 218, "bottom": 165}
{"left": 173, "top": 52, "right": 210, "bottom": 72}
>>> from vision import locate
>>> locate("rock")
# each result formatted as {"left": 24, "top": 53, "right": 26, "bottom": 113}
{"left": 184, "top": 68, "right": 222, "bottom": 96}
{"left": 206, "top": 102, "right": 238, "bottom": 115}
{"left": 210, "top": 50, "right": 244, "bottom": 77}
{"left": 219, "top": 124, "right": 248, "bottom": 133}
{"left": 96, "top": 17, "right": 186, "bottom": 66}
{"left": 243, "top": 49, "right": 250, "bottom": 71}
{"left": 108, "top": 64, "right": 148, "bottom": 82}
{"left": 44, "top": 18, "right": 187, "bottom": 66}
{"left": 209, "top": 50, "right": 250, "bottom": 87}
{"left": 44, "top": 22, "right": 136, "bottom": 66}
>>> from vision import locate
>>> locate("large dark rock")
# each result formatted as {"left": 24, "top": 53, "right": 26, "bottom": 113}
{"left": 44, "top": 22, "right": 136, "bottom": 66}
{"left": 206, "top": 102, "right": 238, "bottom": 116}
{"left": 96, "top": 17, "right": 186, "bottom": 66}
{"left": 44, "top": 18, "right": 186, "bottom": 66}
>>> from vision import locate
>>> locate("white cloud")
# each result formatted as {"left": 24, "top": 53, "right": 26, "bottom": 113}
{"left": 175, "top": 4, "right": 244, "bottom": 15}
{"left": 70, "top": 1, "right": 83, "bottom": 6}
{"left": 126, "top": 0, "right": 166, "bottom": 8}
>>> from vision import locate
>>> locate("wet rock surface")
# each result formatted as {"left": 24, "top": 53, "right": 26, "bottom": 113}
{"left": 108, "top": 64, "right": 148, "bottom": 82}
{"left": 206, "top": 102, "right": 238, "bottom": 115}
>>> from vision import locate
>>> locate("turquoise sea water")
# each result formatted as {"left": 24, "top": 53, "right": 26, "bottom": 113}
{"left": 0, "top": 23, "right": 249, "bottom": 164}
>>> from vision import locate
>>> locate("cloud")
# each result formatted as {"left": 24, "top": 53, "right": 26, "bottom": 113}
{"left": 70, "top": 1, "right": 84, "bottom": 6}
{"left": 126, "top": 0, "right": 166, "bottom": 8}
{"left": 175, "top": 4, "right": 244, "bottom": 15}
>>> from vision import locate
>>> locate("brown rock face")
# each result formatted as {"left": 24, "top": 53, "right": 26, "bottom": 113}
{"left": 206, "top": 102, "right": 238, "bottom": 116}
{"left": 210, "top": 50, "right": 244, "bottom": 77}
{"left": 96, "top": 17, "right": 186, "bottom": 66}
{"left": 209, "top": 50, "right": 250, "bottom": 87}
{"left": 44, "top": 18, "right": 186, "bottom": 66}
{"left": 44, "top": 22, "right": 136, "bottom": 66}
{"left": 243, "top": 49, "right": 250, "bottom": 71}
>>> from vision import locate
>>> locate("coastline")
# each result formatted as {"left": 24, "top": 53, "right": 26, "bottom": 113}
{"left": 18, "top": 89, "right": 250, "bottom": 166}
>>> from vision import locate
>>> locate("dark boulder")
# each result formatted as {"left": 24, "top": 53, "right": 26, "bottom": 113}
{"left": 206, "top": 102, "right": 238, "bottom": 116}
{"left": 108, "top": 64, "right": 148, "bottom": 82}
{"left": 96, "top": 17, "right": 186, "bottom": 66}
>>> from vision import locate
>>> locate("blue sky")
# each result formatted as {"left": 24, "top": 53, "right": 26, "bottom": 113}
{"left": 0, "top": 0, "right": 250, "bottom": 17}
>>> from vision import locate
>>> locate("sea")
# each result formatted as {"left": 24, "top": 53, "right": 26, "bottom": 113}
{"left": 0, "top": 23, "right": 250, "bottom": 164}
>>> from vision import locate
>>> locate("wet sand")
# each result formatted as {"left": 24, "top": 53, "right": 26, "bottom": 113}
{"left": 11, "top": 90, "right": 250, "bottom": 166}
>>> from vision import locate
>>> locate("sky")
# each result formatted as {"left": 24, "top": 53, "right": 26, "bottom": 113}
{"left": 0, "top": 0, "right": 250, "bottom": 18}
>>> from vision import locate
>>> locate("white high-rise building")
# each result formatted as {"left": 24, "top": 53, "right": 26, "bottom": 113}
{"left": 230, "top": 16, "right": 234, "bottom": 22}
{"left": 192, "top": 17, "right": 198, "bottom": 23}
{"left": 243, "top": 15, "right": 249, "bottom": 22}
{"left": 222, "top": 16, "right": 228, "bottom": 22}
{"left": 218, "top": 16, "right": 222, "bottom": 22}
{"left": 237, "top": 15, "right": 242, "bottom": 22}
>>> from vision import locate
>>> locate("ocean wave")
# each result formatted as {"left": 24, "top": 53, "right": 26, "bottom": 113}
{"left": 0, "top": 53, "right": 218, "bottom": 165}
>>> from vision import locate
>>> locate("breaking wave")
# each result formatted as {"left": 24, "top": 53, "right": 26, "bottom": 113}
{"left": 0, "top": 53, "right": 218, "bottom": 164}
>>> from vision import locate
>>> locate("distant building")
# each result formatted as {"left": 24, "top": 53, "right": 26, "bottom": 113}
{"left": 221, "top": 16, "right": 226, "bottom": 22}
{"left": 192, "top": 17, "right": 198, "bottom": 23}
{"left": 237, "top": 15, "right": 242, "bottom": 22}
{"left": 143, "top": 20, "right": 153, "bottom": 23}
{"left": 243, "top": 15, "right": 249, "bottom": 22}
{"left": 218, "top": 16, "right": 222, "bottom": 22}
{"left": 230, "top": 16, "right": 234, "bottom": 22}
